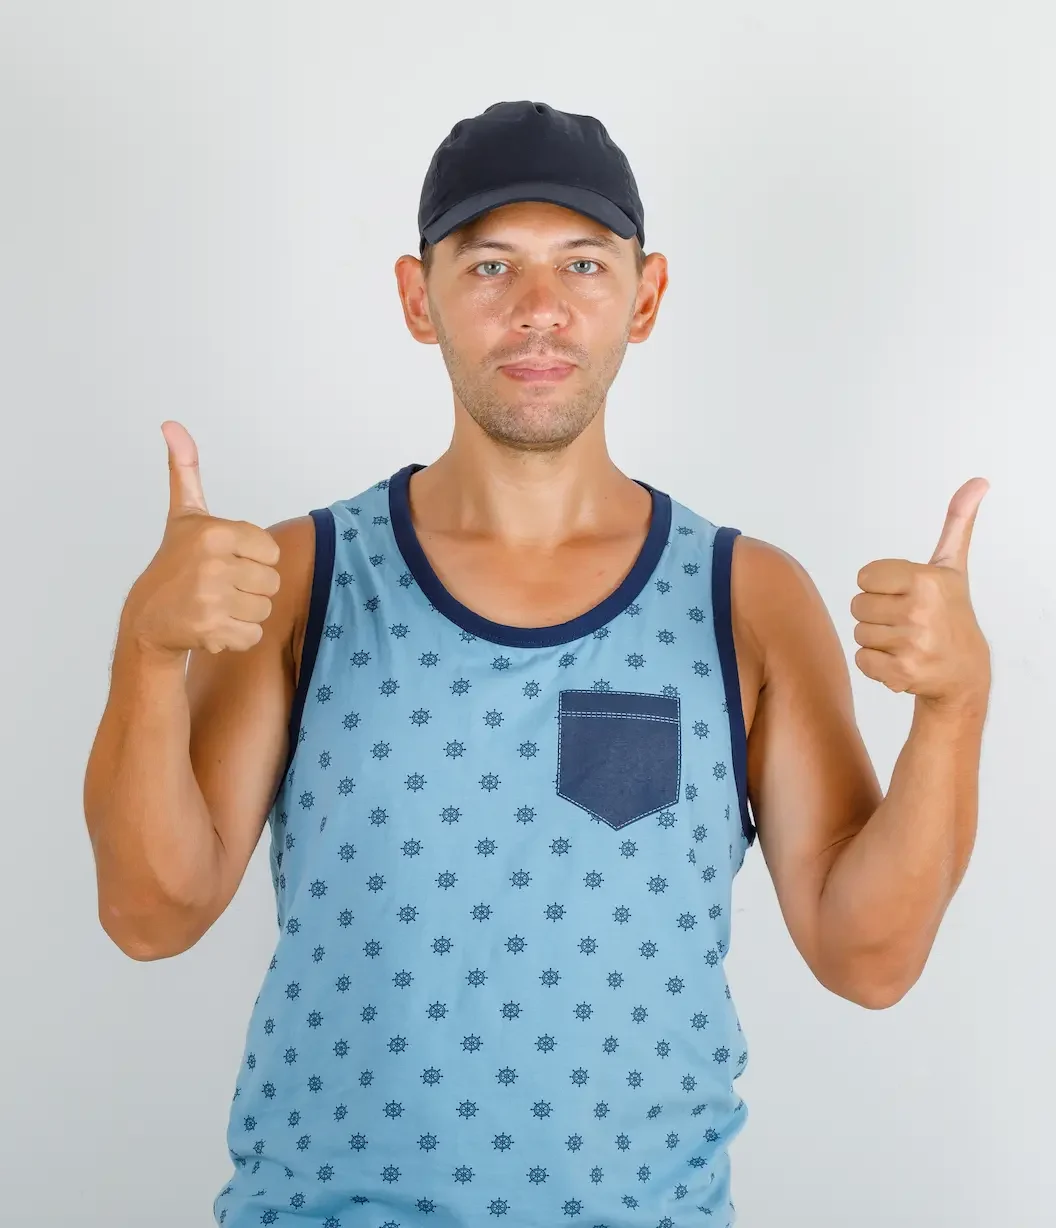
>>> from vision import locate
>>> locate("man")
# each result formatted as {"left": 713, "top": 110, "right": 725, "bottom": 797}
{"left": 83, "top": 101, "right": 991, "bottom": 1227}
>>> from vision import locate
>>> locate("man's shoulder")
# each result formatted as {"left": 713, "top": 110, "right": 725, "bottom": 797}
{"left": 730, "top": 531, "right": 841, "bottom": 699}
{"left": 731, "top": 532, "right": 801, "bottom": 574}
{"left": 731, "top": 533, "right": 819, "bottom": 613}
{"left": 261, "top": 516, "right": 318, "bottom": 675}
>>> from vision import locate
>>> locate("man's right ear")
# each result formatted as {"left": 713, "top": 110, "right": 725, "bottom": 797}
{"left": 394, "top": 255, "right": 438, "bottom": 345}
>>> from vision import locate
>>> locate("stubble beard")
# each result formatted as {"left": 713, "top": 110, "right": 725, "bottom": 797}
{"left": 432, "top": 310, "right": 633, "bottom": 454}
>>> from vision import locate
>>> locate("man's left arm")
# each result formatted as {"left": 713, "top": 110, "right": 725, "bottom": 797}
{"left": 738, "top": 479, "right": 991, "bottom": 1009}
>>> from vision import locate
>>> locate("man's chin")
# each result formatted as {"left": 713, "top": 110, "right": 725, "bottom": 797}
{"left": 475, "top": 404, "right": 597, "bottom": 451}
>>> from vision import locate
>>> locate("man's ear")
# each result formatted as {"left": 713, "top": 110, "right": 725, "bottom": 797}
{"left": 627, "top": 252, "right": 669, "bottom": 344}
{"left": 395, "top": 254, "right": 439, "bottom": 344}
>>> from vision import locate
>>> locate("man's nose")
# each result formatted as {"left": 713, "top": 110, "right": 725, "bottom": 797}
{"left": 509, "top": 270, "right": 571, "bottom": 331}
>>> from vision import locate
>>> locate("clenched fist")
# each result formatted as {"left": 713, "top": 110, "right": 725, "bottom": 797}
{"left": 123, "top": 421, "right": 282, "bottom": 657}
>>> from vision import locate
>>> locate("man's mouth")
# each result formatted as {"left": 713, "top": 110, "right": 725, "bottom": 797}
{"left": 498, "top": 360, "right": 576, "bottom": 383}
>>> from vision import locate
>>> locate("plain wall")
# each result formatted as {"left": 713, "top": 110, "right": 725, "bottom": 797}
{"left": 1, "top": 2, "right": 1053, "bottom": 1224}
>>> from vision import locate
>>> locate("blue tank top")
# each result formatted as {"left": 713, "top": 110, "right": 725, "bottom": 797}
{"left": 214, "top": 463, "right": 757, "bottom": 1228}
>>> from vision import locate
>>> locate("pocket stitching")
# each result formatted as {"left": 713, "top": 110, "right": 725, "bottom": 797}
{"left": 556, "top": 690, "right": 682, "bottom": 829}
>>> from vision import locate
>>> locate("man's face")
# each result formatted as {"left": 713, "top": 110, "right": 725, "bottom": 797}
{"left": 404, "top": 202, "right": 665, "bottom": 453}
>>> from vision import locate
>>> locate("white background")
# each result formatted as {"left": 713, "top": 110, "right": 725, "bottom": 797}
{"left": 1, "top": 2, "right": 1053, "bottom": 1225}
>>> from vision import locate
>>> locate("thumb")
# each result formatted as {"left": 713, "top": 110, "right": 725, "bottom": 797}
{"left": 161, "top": 420, "right": 209, "bottom": 517}
{"left": 928, "top": 476, "right": 989, "bottom": 571}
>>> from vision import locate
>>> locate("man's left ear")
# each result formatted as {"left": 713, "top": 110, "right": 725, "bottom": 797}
{"left": 628, "top": 252, "right": 669, "bottom": 344}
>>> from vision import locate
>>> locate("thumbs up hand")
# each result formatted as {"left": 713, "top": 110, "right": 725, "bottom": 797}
{"left": 850, "top": 478, "right": 991, "bottom": 712}
{"left": 122, "top": 422, "right": 282, "bottom": 658}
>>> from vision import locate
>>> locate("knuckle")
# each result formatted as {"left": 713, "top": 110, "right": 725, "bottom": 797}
{"left": 901, "top": 649, "right": 923, "bottom": 678}
{"left": 234, "top": 517, "right": 266, "bottom": 542}
{"left": 194, "top": 588, "right": 222, "bottom": 614}
{"left": 234, "top": 521, "right": 278, "bottom": 562}
{"left": 915, "top": 572, "right": 944, "bottom": 604}
{"left": 199, "top": 520, "right": 233, "bottom": 553}
{"left": 191, "top": 618, "right": 215, "bottom": 644}
{"left": 906, "top": 602, "right": 928, "bottom": 626}
{"left": 198, "top": 555, "right": 227, "bottom": 582}
{"left": 191, "top": 602, "right": 223, "bottom": 634}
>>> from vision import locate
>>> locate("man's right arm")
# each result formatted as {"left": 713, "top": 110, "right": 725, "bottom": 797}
{"left": 84, "top": 514, "right": 314, "bottom": 960}
{"left": 83, "top": 422, "right": 317, "bottom": 960}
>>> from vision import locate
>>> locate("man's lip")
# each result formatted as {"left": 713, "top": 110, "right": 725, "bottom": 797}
{"left": 499, "top": 360, "right": 576, "bottom": 371}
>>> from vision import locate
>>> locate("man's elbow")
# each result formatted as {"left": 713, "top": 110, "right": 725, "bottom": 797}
{"left": 98, "top": 898, "right": 209, "bottom": 961}
{"left": 816, "top": 952, "right": 922, "bottom": 1010}
{"left": 108, "top": 930, "right": 191, "bottom": 961}
{"left": 839, "top": 977, "right": 913, "bottom": 1010}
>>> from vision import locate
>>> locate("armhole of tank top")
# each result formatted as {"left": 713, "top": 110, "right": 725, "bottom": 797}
{"left": 712, "top": 526, "right": 756, "bottom": 847}
{"left": 279, "top": 506, "right": 336, "bottom": 790}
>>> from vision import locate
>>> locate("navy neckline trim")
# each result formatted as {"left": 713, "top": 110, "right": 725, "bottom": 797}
{"left": 388, "top": 463, "right": 672, "bottom": 649}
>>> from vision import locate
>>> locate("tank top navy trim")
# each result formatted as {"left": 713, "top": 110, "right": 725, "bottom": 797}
{"left": 712, "top": 526, "right": 755, "bottom": 845}
{"left": 280, "top": 506, "right": 335, "bottom": 788}
{"left": 389, "top": 462, "right": 671, "bottom": 649}
{"left": 283, "top": 464, "right": 756, "bottom": 845}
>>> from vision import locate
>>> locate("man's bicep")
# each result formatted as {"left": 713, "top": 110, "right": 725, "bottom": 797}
{"left": 743, "top": 540, "right": 883, "bottom": 982}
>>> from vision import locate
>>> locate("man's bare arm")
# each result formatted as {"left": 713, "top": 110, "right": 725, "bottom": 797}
{"left": 83, "top": 514, "right": 314, "bottom": 960}
{"left": 738, "top": 531, "right": 988, "bottom": 1008}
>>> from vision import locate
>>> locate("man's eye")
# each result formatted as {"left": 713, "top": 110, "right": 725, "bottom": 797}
{"left": 475, "top": 261, "right": 509, "bottom": 276}
{"left": 569, "top": 260, "right": 601, "bottom": 274}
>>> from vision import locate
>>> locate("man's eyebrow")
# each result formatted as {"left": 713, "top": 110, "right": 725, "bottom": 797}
{"left": 452, "top": 237, "right": 517, "bottom": 256}
{"left": 452, "top": 233, "right": 625, "bottom": 258}
{"left": 559, "top": 234, "right": 623, "bottom": 254}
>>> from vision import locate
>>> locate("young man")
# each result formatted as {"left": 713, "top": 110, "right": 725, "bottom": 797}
{"left": 84, "top": 101, "right": 991, "bottom": 1227}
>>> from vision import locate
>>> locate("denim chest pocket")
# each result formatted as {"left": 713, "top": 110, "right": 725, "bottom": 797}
{"left": 556, "top": 690, "right": 681, "bottom": 830}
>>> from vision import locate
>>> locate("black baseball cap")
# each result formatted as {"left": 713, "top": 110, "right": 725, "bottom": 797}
{"left": 417, "top": 101, "right": 645, "bottom": 255}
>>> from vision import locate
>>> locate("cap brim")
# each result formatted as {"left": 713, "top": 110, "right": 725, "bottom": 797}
{"left": 421, "top": 181, "right": 639, "bottom": 249}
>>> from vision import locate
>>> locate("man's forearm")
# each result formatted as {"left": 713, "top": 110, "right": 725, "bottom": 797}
{"left": 84, "top": 628, "right": 224, "bottom": 956}
{"left": 817, "top": 696, "right": 988, "bottom": 1003}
